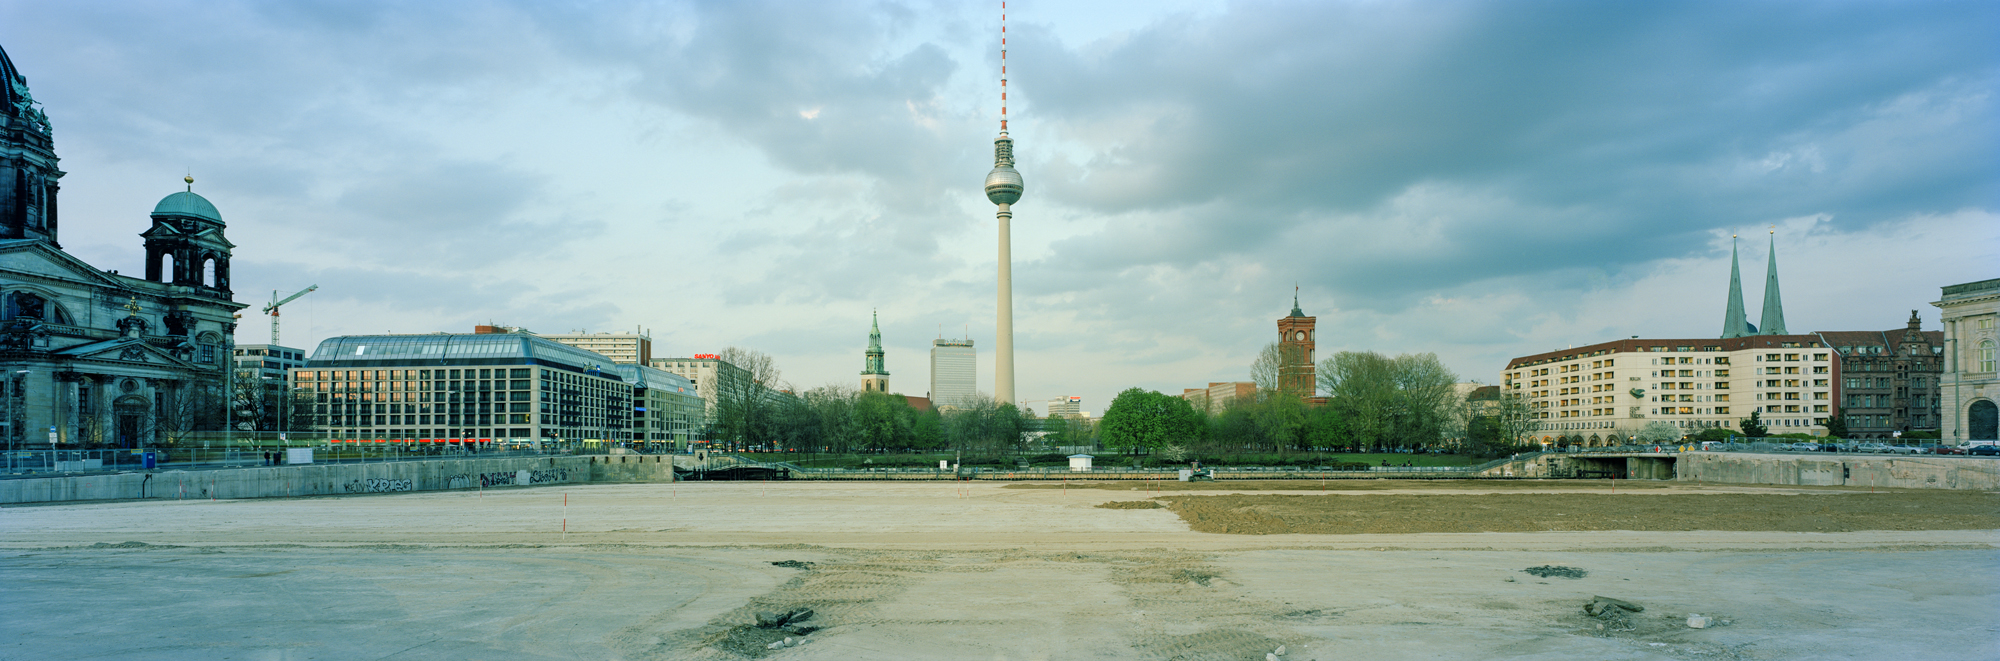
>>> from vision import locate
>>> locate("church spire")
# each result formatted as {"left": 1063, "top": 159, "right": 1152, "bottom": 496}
{"left": 861, "top": 309, "right": 889, "bottom": 392}
{"left": 1758, "top": 229, "right": 1787, "bottom": 335}
{"left": 1721, "top": 235, "right": 1750, "bottom": 338}
{"left": 1290, "top": 284, "right": 1304, "bottom": 318}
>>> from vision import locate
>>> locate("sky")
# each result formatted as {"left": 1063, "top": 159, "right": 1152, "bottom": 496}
{"left": 7, "top": 0, "right": 1996, "bottom": 414}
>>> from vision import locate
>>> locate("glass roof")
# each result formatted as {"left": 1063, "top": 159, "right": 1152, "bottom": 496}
{"left": 308, "top": 334, "right": 624, "bottom": 373}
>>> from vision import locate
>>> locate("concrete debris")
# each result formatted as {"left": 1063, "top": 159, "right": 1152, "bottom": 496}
{"left": 770, "top": 560, "right": 815, "bottom": 570}
{"left": 755, "top": 607, "right": 818, "bottom": 638}
{"left": 1583, "top": 596, "right": 1644, "bottom": 616}
{"left": 1688, "top": 614, "right": 1712, "bottom": 629}
{"left": 1274, "top": 644, "right": 1286, "bottom": 655}
{"left": 766, "top": 641, "right": 783, "bottom": 650}
{"left": 1524, "top": 565, "right": 1588, "bottom": 579}
{"left": 1266, "top": 654, "right": 1279, "bottom": 661}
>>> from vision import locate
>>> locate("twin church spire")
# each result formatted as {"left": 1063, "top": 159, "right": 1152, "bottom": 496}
{"left": 1721, "top": 231, "right": 1787, "bottom": 338}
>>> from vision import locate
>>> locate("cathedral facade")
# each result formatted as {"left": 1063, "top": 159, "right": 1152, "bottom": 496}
{"left": 0, "top": 45, "right": 247, "bottom": 450}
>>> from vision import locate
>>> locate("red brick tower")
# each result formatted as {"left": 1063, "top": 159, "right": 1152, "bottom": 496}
{"left": 1277, "top": 288, "right": 1316, "bottom": 397}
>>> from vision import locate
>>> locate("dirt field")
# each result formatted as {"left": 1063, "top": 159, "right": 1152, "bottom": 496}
{"left": 3, "top": 480, "right": 1995, "bottom": 660}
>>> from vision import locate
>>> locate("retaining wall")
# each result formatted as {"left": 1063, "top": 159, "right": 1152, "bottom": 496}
{"left": 1678, "top": 452, "right": 2000, "bottom": 490}
{"left": 587, "top": 454, "right": 679, "bottom": 482}
{"left": 2, "top": 456, "right": 604, "bottom": 504}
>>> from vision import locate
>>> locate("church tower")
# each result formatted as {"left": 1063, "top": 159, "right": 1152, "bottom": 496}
{"left": 142, "top": 176, "right": 234, "bottom": 300}
{"left": 0, "top": 45, "right": 62, "bottom": 246}
{"left": 1721, "top": 235, "right": 1752, "bottom": 338}
{"left": 861, "top": 310, "right": 890, "bottom": 393}
{"left": 1276, "top": 288, "right": 1317, "bottom": 397}
{"left": 1757, "top": 230, "right": 1788, "bottom": 335}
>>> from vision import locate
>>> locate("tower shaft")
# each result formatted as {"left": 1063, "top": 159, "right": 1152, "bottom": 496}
{"left": 996, "top": 204, "right": 1014, "bottom": 404}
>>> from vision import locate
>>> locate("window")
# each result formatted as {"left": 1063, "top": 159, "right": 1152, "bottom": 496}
{"left": 1981, "top": 340, "right": 1996, "bottom": 373}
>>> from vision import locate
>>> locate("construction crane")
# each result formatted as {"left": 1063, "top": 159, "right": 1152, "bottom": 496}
{"left": 263, "top": 285, "right": 318, "bottom": 346}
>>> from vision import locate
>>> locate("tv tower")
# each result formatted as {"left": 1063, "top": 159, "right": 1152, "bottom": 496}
{"left": 983, "top": 1, "right": 1023, "bottom": 404}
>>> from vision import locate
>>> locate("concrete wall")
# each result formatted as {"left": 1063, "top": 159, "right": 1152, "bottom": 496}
{"left": 587, "top": 454, "right": 678, "bottom": 482}
{"left": 2, "top": 456, "right": 601, "bottom": 504}
{"left": 1679, "top": 452, "right": 2000, "bottom": 490}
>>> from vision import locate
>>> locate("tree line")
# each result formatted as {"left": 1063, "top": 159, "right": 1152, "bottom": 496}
{"left": 1099, "top": 345, "right": 1537, "bottom": 459}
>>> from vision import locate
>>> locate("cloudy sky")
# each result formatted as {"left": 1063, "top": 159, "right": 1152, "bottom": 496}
{"left": 8, "top": 0, "right": 1996, "bottom": 413}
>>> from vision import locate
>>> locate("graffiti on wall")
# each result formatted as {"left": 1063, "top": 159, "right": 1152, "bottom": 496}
{"left": 343, "top": 478, "right": 413, "bottom": 493}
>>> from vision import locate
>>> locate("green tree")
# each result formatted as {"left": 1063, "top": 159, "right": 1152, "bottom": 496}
{"left": 1318, "top": 351, "right": 1397, "bottom": 448}
{"left": 1100, "top": 388, "right": 1204, "bottom": 456}
{"left": 1739, "top": 411, "right": 1769, "bottom": 438}
{"left": 1823, "top": 407, "right": 1848, "bottom": 439}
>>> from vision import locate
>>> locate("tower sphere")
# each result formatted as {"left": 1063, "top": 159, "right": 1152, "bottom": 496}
{"left": 984, "top": 165, "right": 1022, "bottom": 205}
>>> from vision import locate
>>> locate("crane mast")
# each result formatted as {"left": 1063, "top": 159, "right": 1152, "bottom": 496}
{"left": 262, "top": 285, "right": 318, "bottom": 345}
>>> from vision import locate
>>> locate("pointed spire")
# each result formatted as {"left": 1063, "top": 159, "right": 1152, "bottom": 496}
{"left": 1721, "top": 235, "right": 1749, "bottom": 338}
{"left": 1758, "top": 229, "right": 1787, "bottom": 335}
{"left": 1290, "top": 284, "right": 1305, "bottom": 318}
{"left": 868, "top": 309, "right": 882, "bottom": 350}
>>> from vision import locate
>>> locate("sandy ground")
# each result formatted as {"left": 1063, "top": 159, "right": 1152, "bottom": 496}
{"left": 3, "top": 480, "right": 1997, "bottom": 660}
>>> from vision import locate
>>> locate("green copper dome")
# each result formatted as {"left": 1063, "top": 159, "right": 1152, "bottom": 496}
{"left": 153, "top": 191, "right": 222, "bottom": 222}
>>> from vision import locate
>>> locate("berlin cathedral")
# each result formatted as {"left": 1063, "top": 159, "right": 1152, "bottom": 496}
{"left": 1, "top": 44, "right": 247, "bottom": 449}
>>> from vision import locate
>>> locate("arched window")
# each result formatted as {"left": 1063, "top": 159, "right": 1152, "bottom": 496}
{"left": 1981, "top": 340, "right": 1996, "bottom": 374}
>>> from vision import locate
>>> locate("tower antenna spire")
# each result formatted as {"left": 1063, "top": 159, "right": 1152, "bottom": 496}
{"left": 984, "top": 1, "right": 1024, "bottom": 405}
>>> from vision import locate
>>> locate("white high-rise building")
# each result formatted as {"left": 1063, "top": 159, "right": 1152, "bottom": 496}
{"left": 930, "top": 339, "right": 977, "bottom": 409}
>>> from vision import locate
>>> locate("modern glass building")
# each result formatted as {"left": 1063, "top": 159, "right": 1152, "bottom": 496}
{"left": 292, "top": 333, "right": 695, "bottom": 448}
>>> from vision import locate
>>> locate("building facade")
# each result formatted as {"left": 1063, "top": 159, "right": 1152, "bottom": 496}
{"left": 536, "top": 330, "right": 651, "bottom": 365}
{"left": 610, "top": 363, "right": 701, "bottom": 448}
{"left": 1505, "top": 335, "right": 1835, "bottom": 444}
{"left": 649, "top": 354, "right": 747, "bottom": 429}
{"left": 1935, "top": 278, "right": 1999, "bottom": 441}
{"left": 231, "top": 343, "right": 305, "bottom": 432}
{"left": 1182, "top": 381, "right": 1256, "bottom": 415}
{"left": 861, "top": 311, "right": 889, "bottom": 393}
{"left": 929, "top": 338, "right": 976, "bottom": 408}
{"left": 0, "top": 47, "right": 248, "bottom": 450}
{"left": 294, "top": 333, "right": 655, "bottom": 444}
{"left": 1048, "top": 395, "right": 1082, "bottom": 418}
{"left": 1813, "top": 313, "right": 1943, "bottom": 439}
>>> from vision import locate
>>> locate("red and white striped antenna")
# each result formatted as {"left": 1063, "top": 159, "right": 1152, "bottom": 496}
{"left": 1000, "top": 1, "right": 1009, "bottom": 135}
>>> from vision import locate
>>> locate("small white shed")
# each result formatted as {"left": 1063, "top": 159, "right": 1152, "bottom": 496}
{"left": 1068, "top": 454, "right": 1094, "bottom": 472}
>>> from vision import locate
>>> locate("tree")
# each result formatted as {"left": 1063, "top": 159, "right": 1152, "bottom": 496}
{"left": 1099, "top": 388, "right": 1204, "bottom": 455}
{"left": 1491, "top": 391, "right": 1539, "bottom": 448}
{"left": 943, "top": 396, "right": 1028, "bottom": 458}
{"left": 1823, "top": 407, "right": 1848, "bottom": 439}
{"left": 1739, "top": 411, "right": 1769, "bottom": 438}
{"left": 1386, "top": 353, "right": 1460, "bottom": 449}
{"left": 1250, "top": 342, "right": 1308, "bottom": 396}
{"left": 1635, "top": 421, "right": 1681, "bottom": 444}
{"left": 711, "top": 347, "right": 782, "bottom": 449}
{"left": 1318, "top": 351, "right": 1397, "bottom": 448}
{"left": 1317, "top": 351, "right": 1461, "bottom": 450}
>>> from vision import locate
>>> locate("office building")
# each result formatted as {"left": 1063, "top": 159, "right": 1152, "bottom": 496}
{"left": 231, "top": 344, "right": 306, "bottom": 432}
{"left": 1182, "top": 382, "right": 1256, "bottom": 414}
{"left": 535, "top": 329, "right": 652, "bottom": 365}
{"left": 293, "top": 332, "right": 675, "bottom": 444}
{"left": 929, "top": 338, "right": 976, "bottom": 408}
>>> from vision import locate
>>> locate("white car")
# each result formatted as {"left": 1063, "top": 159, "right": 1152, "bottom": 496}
{"left": 1854, "top": 443, "right": 1892, "bottom": 454}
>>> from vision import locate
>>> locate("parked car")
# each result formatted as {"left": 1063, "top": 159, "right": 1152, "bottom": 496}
{"left": 1968, "top": 445, "right": 2000, "bottom": 457}
{"left": 1886, "top": 445, "right": 1924, "bottom": 455}
{"left": 1930, "top": 445, "right": 1965, "bottom": 455}
{"left": 1854, "top": 443, "right": 1892, "bottom": 454}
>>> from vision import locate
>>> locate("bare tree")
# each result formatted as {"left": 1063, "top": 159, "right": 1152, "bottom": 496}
{"left": 1491, "top": 391, "right": 1539, "bottom": 448}
{"left": 711, "top": 347, "right": 783, "bottom": 449}
{"left": 1250, "top": 341, "right": 1308, "bottom": 396}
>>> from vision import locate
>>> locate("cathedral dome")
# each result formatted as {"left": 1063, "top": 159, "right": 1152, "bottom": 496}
{"left": 153, "top": 191, "right": 222, "bottom": 222}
